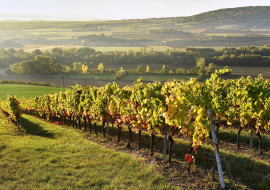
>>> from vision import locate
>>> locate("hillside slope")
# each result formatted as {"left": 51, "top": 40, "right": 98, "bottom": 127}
{"left": 177, "top": 6, "right": 270, "bottom": 25}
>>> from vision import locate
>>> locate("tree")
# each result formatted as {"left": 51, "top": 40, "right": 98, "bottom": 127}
{"left": 5, "top": 68, "right": 13, "bottom": 75}
{"left": 127, "top": 49, "right": 133, "bottom": 57}
{"left": 12, "top": 63, "right": 22, "bottom": 74}
{"left": 64, "top": 66, "right": 71, "bottom": 73}
{"left": 81, "top": 40, "right": 86, "bottom": 46}
{"left": 20, "top": 60, "right": 37, "bottom": 74}
{"left": 146, "top": 65, "right": 150, "bottom": 72}
{"left": 89, "top": 62, "right": 95, "bottom": 68}
{"left": 97, "top": 63, "right": 105, "bottom": 74}
{"left": 196, "top": 58, "right": 206, "bottom": 75}
{"left": 161, "top": 65, "right": 169, "bottom": 74}
{"left": 35, "top": 55, "right": 54, "bottom": 75}
{"left": 181, "top": 68, "right": 187, "bottom": 74}
{"left": 207, "top": 63, "right": 218, "bottom": 74}
{"left": 32, "top": 49, "right": 42, "bottom": 55}
{"left": 136, "top": 65, "right": 144, "bottom": 74}
{"left": 51, "top": 62, "right": 65, "bottom": 74}
{"left": 73, "top": 62, "right": 83, "bottom": 73}
{"left": 82, "top": 64, "right": 89, "bottom": 74}
{"left": 51, "top": 47, "right": 63, "bottom": 55}
{"left": 134, "top": 51, "right": 140, "bottom": 57}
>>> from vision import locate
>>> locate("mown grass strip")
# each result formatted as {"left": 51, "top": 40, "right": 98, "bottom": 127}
{"left": 0, "top": 113, "right": 176, "bottom": 189}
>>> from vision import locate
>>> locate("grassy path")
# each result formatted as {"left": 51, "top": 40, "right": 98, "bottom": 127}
{"left": 0, "top": 113, "right": 175, "bottom": 189}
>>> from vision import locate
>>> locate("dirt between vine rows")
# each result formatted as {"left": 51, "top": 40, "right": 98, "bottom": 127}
{"left": 82, "top": 129, "right": 254, "bottom": 190}
{"left": 213, "top": 125, "right": 270, "bottom": 161}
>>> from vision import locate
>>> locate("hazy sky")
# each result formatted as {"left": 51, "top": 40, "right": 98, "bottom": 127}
{"left": 1, "top": 0, "right": 270, "bottom": 20}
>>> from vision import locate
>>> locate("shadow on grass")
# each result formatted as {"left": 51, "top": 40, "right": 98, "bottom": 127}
{"left": 82, "top": 122, "right": 270, "bottom": 190}
{"left": 20, "top": 116, "right": 55, "bottom": 139}
{"left": 218, "top": 127, "right": 270, "bottom": 150}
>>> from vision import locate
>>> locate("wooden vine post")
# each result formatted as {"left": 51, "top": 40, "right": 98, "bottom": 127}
{"left": 126, "top": 125, "right": 132, "bottom": 148}
{"left": 16, "top": 118, "right": 20, "bottom": 131}
{"left": 150, "top": 133, "right": 155, "bottom": 157}
{"left": 107, "top": 113, "right": 109, "bottom": 140}
{"left": 250, "top": 123, "right": 253, "bottom": 151}
{"left": 208, "top": 109, "right": 225, "bottom": 189}
{"left": 163, "top": 93, "right": 170, "bottom": 162}
{"left": 163, "top": 125, "right": 168, "bottom": 162}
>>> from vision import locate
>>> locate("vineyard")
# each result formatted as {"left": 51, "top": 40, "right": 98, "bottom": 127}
{"left": 1, "top": 70, "right": 270, "bottom": 189}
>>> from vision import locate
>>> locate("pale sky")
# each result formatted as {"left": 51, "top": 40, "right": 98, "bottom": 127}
{"left": 1, "top": 0, "right": 270, "bottom": 20}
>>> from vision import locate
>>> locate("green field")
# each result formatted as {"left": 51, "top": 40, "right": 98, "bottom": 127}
{"left": 0, "top": 84, "right": 65, "bottom": 101}
{"left": 0, "top": 113, "right": 174, "bottom": 189}
{"left": 121, "top": 74, "right": 198, "bottom": 82}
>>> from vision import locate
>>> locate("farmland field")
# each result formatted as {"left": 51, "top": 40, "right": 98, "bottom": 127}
{"left": 23, "top": 45, "right": 81, "bottom": 52}
{"left": 229, "top": 67, "right": 270, "bottom": 77}
{"left": 121, "top": 74, "right": 197, "bottom": 82}
{"left": 68, "top": 74, "right": 115, "bottom": 80}
{"left": 1, "top": 11, "right": 270, "bottom": 53}
{"left": 215, "top": 25, "right": 243, "bottom": 29}
{"left": 0, "top": 84, "right": 65, "bottom": 101}
{"left": 0, "top": 75, "right": 135, "bottom": 88}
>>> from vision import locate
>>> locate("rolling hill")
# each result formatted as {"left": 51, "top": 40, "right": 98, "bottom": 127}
{"left": 176, "top": 6, "right": 270, "bottom": 25}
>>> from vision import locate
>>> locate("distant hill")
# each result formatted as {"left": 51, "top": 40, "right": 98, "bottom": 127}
{"left": 176, "top": 6, "right": 270, "bottom": 25}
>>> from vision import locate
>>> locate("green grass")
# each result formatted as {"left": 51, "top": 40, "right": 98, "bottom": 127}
{"left": 121, "top": 74, "right": 198, "bottom": 82}
{"left": 0, "top": 113, "right": 175, "bottom": 189}
{"left": 0, "top": 84, "right": 65, "bottom": 101}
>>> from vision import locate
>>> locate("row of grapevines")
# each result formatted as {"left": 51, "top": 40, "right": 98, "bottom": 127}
{"left": 19, "top": 72, "right": 270, "bottom": 156}
{"left": 0, "top": 95, "right": 22, "bottom": 123}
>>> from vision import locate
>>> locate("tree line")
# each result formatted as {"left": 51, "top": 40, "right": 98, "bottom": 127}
{"left": 187, "top": 46, "right": 270, "bottom": 66}
{"left": 0, "top": 47, "right": 199, "bottom": 69}
{"left": 1, "top": 46, "right": 270, "bottom": 74}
